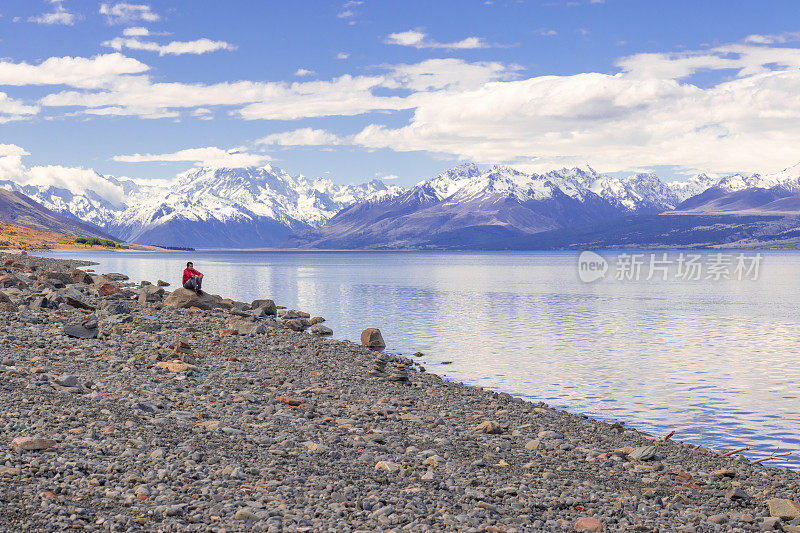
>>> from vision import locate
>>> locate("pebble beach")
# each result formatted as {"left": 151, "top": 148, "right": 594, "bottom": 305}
{"left": 0, "top": 252, "right": 799, "bottom": 532}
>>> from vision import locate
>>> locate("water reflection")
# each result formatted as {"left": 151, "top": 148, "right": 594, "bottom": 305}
{"left": 41, "top": 250, "right": 800, "bottom": 469}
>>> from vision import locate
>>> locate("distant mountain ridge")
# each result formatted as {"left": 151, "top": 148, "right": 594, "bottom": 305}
{"left": 3, "top": 160, "right": 800, "bottom": 249}
{"left": 0, "top": 189, "right": 116, "bottom": 240}
{"left": 1, "top": 165, "right": 401, "bottom": 248}
{"left": 290, "top": 162, "right": 800, "bottom": 249}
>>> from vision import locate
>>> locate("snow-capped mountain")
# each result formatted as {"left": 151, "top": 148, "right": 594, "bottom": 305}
{"left": 288, "top": 164, "right": 628, "bottom": 249}
{"left": 669, "top": 173, "right": 718, "bottom": 202}
{"left": 4, "top": 158, "right": 799, "bottom": 248}
{"left": 0, "top": 164, "right": 402, "bottom": 248}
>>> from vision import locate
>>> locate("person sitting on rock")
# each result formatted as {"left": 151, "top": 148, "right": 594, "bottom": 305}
{"left": 182, "top": 262, "right": 204, "bottom": 295}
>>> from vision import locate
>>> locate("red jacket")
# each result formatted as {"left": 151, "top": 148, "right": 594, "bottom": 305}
{"left": 183, "top": 267, "right": 202, "bottom": 285}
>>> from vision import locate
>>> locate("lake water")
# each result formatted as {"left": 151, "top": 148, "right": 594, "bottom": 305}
{"left": 40, "top": 249, "right": 800, "bottom": 469}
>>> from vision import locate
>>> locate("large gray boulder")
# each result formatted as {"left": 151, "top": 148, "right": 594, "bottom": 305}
{"left": 70, "top": 269, "right": 93, "bottom": 285}
{"left": 138, "top": 285, "right": 165, "bottom": 303}
{"left": 164, "top": 288, "right": 219, "bottom": 310}
{"left": 227, "top": 318, "right": 267, "bottom": 335}
{"left": 251, "top": 299, "right": 277, "bottom": 316}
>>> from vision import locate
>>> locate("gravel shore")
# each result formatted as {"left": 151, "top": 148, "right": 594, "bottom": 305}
{"left": 0, "top": 252, "right": 798, "bottom": 532}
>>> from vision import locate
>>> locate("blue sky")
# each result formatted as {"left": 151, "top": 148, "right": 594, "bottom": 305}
{"left": 1, "top": 0, "right": 800, "bottom": 189}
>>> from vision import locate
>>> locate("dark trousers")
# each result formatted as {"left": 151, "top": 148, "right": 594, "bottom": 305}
{"left": 183, "top": 277, "right": 202, "bottom": 291}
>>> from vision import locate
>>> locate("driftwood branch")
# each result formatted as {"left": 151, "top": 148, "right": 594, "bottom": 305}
{"left": 751, "top": 452, "right": 791, "bottom": 465}
{"left": 722, "top": 446, "right": 750, "bottom": 457}
{"left": 663, "top": 430, "right": 675, "bottom": 441}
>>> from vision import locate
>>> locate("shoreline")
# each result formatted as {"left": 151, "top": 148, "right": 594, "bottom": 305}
{"left": 0, "top": 252, "right": 798, "bottom": 531}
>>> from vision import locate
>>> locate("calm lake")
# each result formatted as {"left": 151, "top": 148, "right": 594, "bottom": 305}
{"left": 41, "top": 249, "right": 800, "bottom": 469}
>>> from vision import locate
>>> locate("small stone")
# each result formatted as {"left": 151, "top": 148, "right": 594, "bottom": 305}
{"left": 360, "top": 328, "right": 386, "bottom": 350}
{"left": 475, "top": 421, "right": 503, "bottom": 434}
{"left": 283, "top": 319, "right": 305, "bottom": 331}
{"left": 727, "top": 487, "right": 751, "bottom": 501}
{"left": 628, "top": 445, "right": 657, "bottom": 461}
{"left": 251, "top": 299, "right": 277, "bottom": 315}
{"left": 62, "top": 324, "right": 98, "bottom": 339}
{"left": 309, "top": 324, "right": 333, "bottom": 336}
{"left": 276, "top": 396, "right": 302, "bottom": 407}
{"left": 767, "top": 498, "right": 800, "bottom": 520}
{"left": 165, "top": 504, "right": 185, "bottom": 517}
{"left": 11, "top": 436, "right": 56, "bottom": 451}
{"left": 761, "top": 516, "right": 782, "bottom": 530}
{"left": 234, "top": 508, "right": 256, "bottom": 521}
{"left": 53, "top": 374, "right": 80, "bottom": 388}
{"left": 524, "top": 439, "right": 541, "bottom": 451}
{"left": 711, "top": 468, "right": 736, "bottom": 478}
{"left": 574, "top": 517, "right": 603, "bottom": 532}
{"left": 156, "top": 361, "right": 192, "bottom": 373}
{"left": 375, "top": 461, "right": 401, "bottom": 472}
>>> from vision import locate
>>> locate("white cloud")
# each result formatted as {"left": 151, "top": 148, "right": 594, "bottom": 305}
{"left": 0, "top": 144, "right": 125, "bottom": 205}
{"left": 348, "top": 42, "right": 800, "bottom": 173}
{"left": 336, "top": 52, "right": 350, "bottom": 60}
{"left": 99, "top": 2, "right": 159, "bottom": 25}
{"left": 122, "top": 26, "right": 149, "bottom": 36}
{"left": 255, "top": 128, "right": 344, "bottom": 146}
{"left": 0, "top": 53, "right": 148, "bottom": 89}
{"left": 0, "top": 92, "right": 40, "bottom": 122}
{"left": 27, "top": 165, "right": 126, "bottom": 205}
{"left": 295, "top": 68, "right": 315, "bottom": 77}
{"left": 103, "top": 36, "right": 237, "bottom": 56}
{"left": 113, "top": 147, "right": 271, "bottom": 168}
{"left": 28, "top": 0, "right": 80, "bottom": 25}
{"left": 534, "top": 28, "right": 557, "bottom": 36}
{"left": 337, "top": 10, "right": 355, "bottom": 19}
{"left": 744, "top": 31, "right": 800, "bottom": 45}
{"left": 386, "top": 29, "right": 491, "bottom": 50}
{"left": 385, "top": 58, "right": 519, "bottom": 91}
{"left": 191, "top": 107, "right": 213, "bottom": 120}
{"left": 40, "top": 73, "right": 411, "bottom": 119}
{"left": 36, "top": 58, "right": 517, "bottom": 120}
{"left": 0, "top": 144, "right": 29, "bottom": 177}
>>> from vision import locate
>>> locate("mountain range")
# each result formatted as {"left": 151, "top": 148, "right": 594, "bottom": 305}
{"left": 289, "top": 162, "right": 800, "bottom": 248}
{"left": 3, "top": 160, "right": 800, "bottom": 249}
{"left": 0, "top": 189, "right": 115, "bottom": 241}
{"left": 0, "top": 166, "right": 400, "bottom": 248}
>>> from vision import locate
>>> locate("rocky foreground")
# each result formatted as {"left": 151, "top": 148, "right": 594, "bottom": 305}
{"left": 0, "top": 253, "right": 798, "bottom": 532}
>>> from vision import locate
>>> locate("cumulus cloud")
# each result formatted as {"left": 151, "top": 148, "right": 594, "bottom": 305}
{"left": 191, "top": 107, "right": 213, "bottom": 120}
{"left": 384, "top": 58, "right": 519, "bottom": 91}
{"left": 21, "top": 39, "right": 800, "bottom": 174}
{"left": 385, "top": 29, "right": 492, "bottom": 50}
{"left": 0, "top": 53, "right": 148, "bottom": 89}
{"left": 122, "top": 26, "right": 149, "bottom": 36}
{"left": 27, "top": 165, "right": 126, "bottom": 205}
{"left": 616, "top": 43, "right": 800, "bottom": 80}
{"left": 99, "top": 2, "right": 159, "bottom": 25}
{"left": 41, "top": 74, "right": 412, "bottom": 120}
{"left": 29, "top": 0, "right": 81, "bottom": 25}
{"left": 0, "top": 93, "right": 40, "bottom": 122}
{"left": 744, "top": 31, "right": 800, "bottom": 44}
{"left": 255, "top": 128, "right": 344, "bottom": 147}
{"left": 113, "top": 147, "right": 271, "bottom": 168}
{"left": 295, "top": 68, "right": 315, "bottom": 77}
{"left": 0, "top": 144, "right": 125, "bottom": 205}
{"left": 351, "top": 43, "right": 800, "bottom": 173}
{"left": 336, "top": 52, "right": 349, "bottom": 59}
{"left": 103, "top": 36, "right": 237, "bottom": 56}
